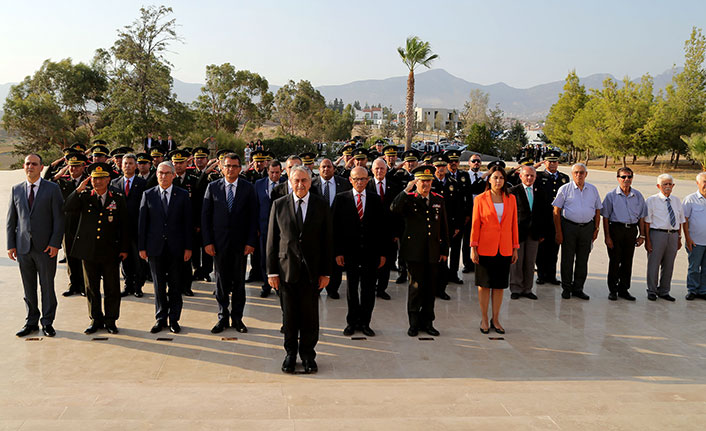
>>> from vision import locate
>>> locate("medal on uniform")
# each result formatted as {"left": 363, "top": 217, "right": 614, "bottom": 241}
{"left": 108, "top": 215, "right": 114, "bottom": 222}
{"left": 449, "top": 185, "right": 454, "bottom": 191}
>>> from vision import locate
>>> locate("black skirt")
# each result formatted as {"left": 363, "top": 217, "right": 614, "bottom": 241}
{"left": 475, "top": 252, "right": 512, "bottom": 289}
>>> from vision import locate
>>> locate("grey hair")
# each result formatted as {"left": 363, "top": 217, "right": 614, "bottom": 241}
{"left": 571, "top": 163, "right": 587, "bottom": 172}
{"left": 157, "top": 161, "right": 175, "bottom": 174}
{"left": 289, "top": 165, "right": 311, "bottom": 179}
{"left": 122, "top": 153, "right": 137, "bottom": 162}
{"left": 520, "top": 165, "right": 536, "bottom": 174}
{"left": 657, "top": 173, "right": 674, "bottom": 184}
{"left": 372, "top": 157, "right": 388, "bottom": 170}
{"left": 696, "top": 172, "right": 706, "bottom": 183}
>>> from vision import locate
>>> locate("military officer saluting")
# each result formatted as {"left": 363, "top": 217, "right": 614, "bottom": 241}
{"left": 391, "top": 165, "right": 449, "bottom": 337}
{"left": 334, "top": 142, "right": 356, "bottom": 177}
{"left": 382, "top": 145, "right": 399, "bottom": 175}
{"left": 535, "top": 150, "right": 569, "bottom": 285}
{"left": 244, "top": 150, "right": 269, "bottom": 183}
{"left": 63, "top": 163, "right": 129, "bottom": 335}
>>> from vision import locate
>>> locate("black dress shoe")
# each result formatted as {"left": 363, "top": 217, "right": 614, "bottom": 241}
{"left": 686, "top": 292, "right": 697, "bottom": 301}
{"left": 648, "top": 293, "right": 657, "bottom": 301}
{"left": 84, "top": 322, "right": 104, "bottom": 334}
{"left": 62, "top": 289, "right": 76, "bottom": 297}
{"left": 659, "top": 294, "right": 676, "bottom": 302}
{"left": 134, "top": 289, "right": 144, "bottom": 298}
{"left": 523, "top": 292, "right": 538, "bottom": 300}
{"left": 211, "top": 320, "right": 228, "bottom": 334}
{"left": 343, "top": 325, "right": 355, "bottom": 336}
{"left": 450, "top": 277, "right": 464, "bottom": 285}
{"left": 376, "top": 291, "right": 391, "bottom": 300}
{"left": 407, "top": 327, "right": 418, "bottom": 337}
{"left": 561, "top": 291, "right": 571, "bottom": 299}
{"left": 395, "top": 275, "right": 407, "bottom": 284}
{"left": 16, "top": 324, "right": 39, "bottom": 337}
{"left": 105, "top": 323, "right": 119, "bottom": 334}
{"left": 120, "top": 289, "right": 133, "bottom": 297}
{"left": 548, "top": 278, "right": 561, "bottom": 286}
{"left": 232, "top": 320, "right": 248, "bottom": 333}
{"left": 425, "top": 326, "right": 440, "bottom": 336}
{"left": 260, "top": 289, "right": 270, "bottom": 298}
{"left": 150, "top": 321, "right": 166, "bottom": 334}
{"left": 490, "top": 319, "right": 505, "bottom": 335}
{"left": 169, "top": 322, "right": 181, "bottom": 333}
{"left": 536, "top": 278, "right": 546, "bottom": 285}
{"left": 618, "top": 292, "right": 636, "bottom": 301}
{"left": 327, "top": 291, "right": 340, "bottom": 299}
{"left": 361, "top": 326, "right": 376, "bottom": 337}
{"left": 79, "top": 291, "right": 86, "bottom": 297}
{"left": 183, "top": 289, "right": 195, "bottom": 297}
{"left": 572, "top": 291, "right": 590, "bottom": 300}
{"left": 510, "top": 293, "right": 520, "bottom": 300}
{"left": 42, "top": 325, "right": 56, "bottom": 337}
{"left": 59, "top": 257, "right": 67, "bottom": 263}
{"left": 280, "top": 325, "right": 285, "bottom": 334}
{"left": 437, "top": 292, "right": 451, "bottom": 300}
{"left": 462, "top": 266, "right": 472, "bottom": 274}
{"left": 282, "top": 355, "right": 296, "bottom": 374}
{"left": 608, "top": 292, "right": 618, "bottom": 301}
{"left": 302, "top": 359, "right": 318, "bottom": 374}
{"left": 480, "top": 321, "right": 490, "bottom": 334}
{"left": 203, "top": 274, "right": 211, "bottom": 282}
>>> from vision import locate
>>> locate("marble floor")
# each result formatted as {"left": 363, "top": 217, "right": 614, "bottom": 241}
{"left": 1, "top": 166, "right": 705, "bottom": 430}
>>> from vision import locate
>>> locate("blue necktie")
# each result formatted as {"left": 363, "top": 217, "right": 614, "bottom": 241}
{"left": 227, "top": 183, "right": 234, "bottom": 212}
{"left": 526, "top": 186, "right": 533, "bottom": 210}
{"left": 666, "top": 197, "right": 676, "bottom": 228}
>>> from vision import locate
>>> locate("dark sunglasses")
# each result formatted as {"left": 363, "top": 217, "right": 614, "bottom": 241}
{"left": 618, "top": 175, "right": 633, "bottom": 179}
{"left": 470, "top": 159, "right": 481, "bottom": 163}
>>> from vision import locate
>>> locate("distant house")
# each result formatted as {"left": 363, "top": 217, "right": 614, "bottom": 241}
{"left": 414, "top": 107, "right": 462, "bottom": 131}
{"left": 355, "top": 107, "right": 383, "bottom": 125}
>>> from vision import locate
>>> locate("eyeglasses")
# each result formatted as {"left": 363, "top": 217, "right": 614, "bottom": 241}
{"left": 350, "top": 177, "right": 368, "bottom": 182}
{"left": 223, "top": 164, "right": 241, "bottom": 169}
{"left": 618, "top": 175, "right": 633, "bottom": 179}
{"left": 470, "top": 159, "right": 481, "bottom": 163}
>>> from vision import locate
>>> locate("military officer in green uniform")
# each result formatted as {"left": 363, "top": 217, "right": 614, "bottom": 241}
{"left": 334, "top": 142, "right": 356, "bottom": 177}
{"left": 244, "top": 150, "right": 269, "bottom": 183}
{"left": 430, "top": 154, "right": 462, "bottom": 300}
{"left": 391, "top": 165, "right": 449, "bottom": 337}
{"left": 535, "top": 150, "right": 569, "bottom": 285}
{"left": 382, "top": 145, "right": 399, "bottom": 175}
{"left": 64, "top": 163, "right": 129, "bottom": 335}
{"left": 445, "top": 149, "right": 471, "bottom": 284}
{"left": 392, "top": 149, "right": 421, "bottom": 284}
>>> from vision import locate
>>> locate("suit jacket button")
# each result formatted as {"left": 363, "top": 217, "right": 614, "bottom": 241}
{"left": 98, "top": 220, "right": 102, "bottom": 224}
{"left": 96, "top": 236, "right": 100, "bottom": 239}
{"left": 97, "top": 228, "right": 101, "bottom": 231}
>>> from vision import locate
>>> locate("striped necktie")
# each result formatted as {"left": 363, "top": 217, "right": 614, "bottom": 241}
{"left": 666, "top": 197, "right": 676, "bottom": 228}
{"left": 356, "top": 193, "right": 364, "bottom": 220}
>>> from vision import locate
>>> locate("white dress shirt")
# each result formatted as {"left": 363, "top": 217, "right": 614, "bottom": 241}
{"left": 225, "top": 178, "right": 238, "bottom": 199}
{"left": 353, "top": 189, "right": 366, "bottom": 216}
{"left": 645, "top": 192, "right": 685, "bottom": 230}
{"left": 159, "top": 185, "right": 173, "bottom": 205}
{"left": 294, "top": 192, "right": 310, "bottom": 222}
{"left": 320, "top": 177, "right": 337, "bottom": 206}
{"left": 26, "top": 178, "right": 42, "bottom": 199}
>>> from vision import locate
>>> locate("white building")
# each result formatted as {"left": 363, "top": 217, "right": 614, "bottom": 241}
{"left": 414, "top": 107, "right": 462, "bottom": 131}
{"left": 354, "top": 107, "right": 384, "bottom": 125}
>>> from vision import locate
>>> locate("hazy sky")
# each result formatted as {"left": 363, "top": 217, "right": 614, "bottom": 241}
{"left": 1, "top": 0, "right": 704, "bottom": 88}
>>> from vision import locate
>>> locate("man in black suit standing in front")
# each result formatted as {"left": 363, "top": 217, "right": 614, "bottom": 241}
{"left": 267, "top": 166, "right": 333, "bottom": 374}
{"left": 510, "top": 165, "right": 551, "bottom": 300}
{"left": 202, "top": 153, "right": 258, "bottom": 334}
{"left": 7, "top": 154, "right": 65, "bottom": 337}
{"left": 138, "top": 161, "right": 192, "bottom": 334}
{"left": 333, "top": 167, "right": 387, "bottom": 337}
{"left": 111, "top": 153, "right": 147, "bottom": 297}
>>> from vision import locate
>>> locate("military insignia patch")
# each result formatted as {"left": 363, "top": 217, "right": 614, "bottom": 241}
{"left": 108, "top": 216, "right": 114, "bottom": 223}
{"left": 449, "top": 185, "right": 454, "bottom": 191}
{"left": 461, "top": 177, "right": 466, "bottom": 182}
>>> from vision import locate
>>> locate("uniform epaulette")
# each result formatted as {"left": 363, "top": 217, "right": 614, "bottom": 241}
{"left": 60, "top": 174, "right": 71, "bottom": 178}
{"left": 407, "top": 192, "right": 418, "bottom": 197}
{"left": 431, "top": 191, "right": 443, "bottom": 198}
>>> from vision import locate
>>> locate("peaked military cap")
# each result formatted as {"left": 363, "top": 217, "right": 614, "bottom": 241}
{"left": 401, "top": 149, "right": 420, "bottom": 162}
{"left": 412, "top": 165, "right": 436, "bottom": 180}
{"left": 192, "top": 147, "right": 209, "bottom": 158}
{"left": 299, "top": 152, "right": 316, "bottom": 164}
{"left": 487, "top": 160, "right": 507, "bottom": 170}
{"left": 169, "top": 149, "right": 190, "bottom": 163}
{"left": 431, "top": 154, "right": 449, "bottom": 166}
{"left": 382, "top": 145, "right": 398, "bottom": 157}
{"left": 136, "top": 153, "right": 153, "bottom": 163}
{"left": 352, "top": 147, "right": 369, "bottom": 160}
{"left": 445, "top": 149, "right": 462, "bottom": 161}
{"left": 149, "top": 146, "right": 165, "bottom": 158}
{"left": 87, "top": 162, "right": 112, "bottom": 178}
{"left": 91, "top": 144, "right": 109, "bottom": 156}
{"left": 66, "top": 153, "right": 88, "bottom": 166}
{"left": 544, "top": 150, "right": 561, "bottom": 162}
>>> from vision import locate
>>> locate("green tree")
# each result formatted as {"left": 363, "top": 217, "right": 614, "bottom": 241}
{"left": 321, "top": 104, "right": 355, "bottom": 141}
{"left": 498, "top": 121, "right": 528, "bottom": 159}
{"left": 2, "top": 58, "right": 107, "bottom": 156}
{"left": 464, "top": 123, "right": 494, "bottom": 155}
{"left": 682, "top": 133, "right": 706, "bottom": 169}
{"left": 195, "top": 63, "right": 273, "bottom": 136}
{"left": 461, "top": 89, "right": 489, "bottom": 134}
{"left": 398, "top": 36, "right": 439, "bottom": 149}
{"left": 545, "top": 70, "right": 588, "bottom": 155}
{"left": 273, "top": 80, "right": 326, "bottom": 138}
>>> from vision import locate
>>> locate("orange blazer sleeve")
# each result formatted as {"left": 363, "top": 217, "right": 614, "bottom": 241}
{"left": 470, "top": 193, "right": 482, "bottom": 248}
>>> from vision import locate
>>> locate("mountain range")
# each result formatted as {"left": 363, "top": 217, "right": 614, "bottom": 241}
{"left": 2, "top": 68, "right": 681, "bottom": 121}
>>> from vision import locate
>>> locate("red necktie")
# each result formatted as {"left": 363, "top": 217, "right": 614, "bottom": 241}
{"left": 378, "top": 182, "right": 384, "bottom": 199}
{"left": 356, "top": 193, "right": 364, "bottom": 220}
{"left": 125, "top": 178, "right": 130, "bottom": 196}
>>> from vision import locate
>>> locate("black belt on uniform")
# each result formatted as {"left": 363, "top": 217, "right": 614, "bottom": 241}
{"left": 609, "top": 222, "right": 638, "bottom": 229}
{"left": 562, "top": 217, "right": 593, "bottom": 227}
{"left": 651, "top": 228, "right": 679, "bottom": 234}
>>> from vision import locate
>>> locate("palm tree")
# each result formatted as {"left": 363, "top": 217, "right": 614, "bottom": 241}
{"left": 398, "top": 36, "right": 439, "bottom": 150}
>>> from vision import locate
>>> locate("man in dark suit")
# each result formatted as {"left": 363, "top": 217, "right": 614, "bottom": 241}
{"left": 445, "top": 149, "right": 472, "bottom": 284}
{"left": 333, "top": 167, "right": 387, "bottom": 337}
{"left": 111, "top": 154, "right": 148, "bottom": 297}
{"left": 164, "top": 135, "right": 177, "bottom": 152}
{"left": 65, "top": 163, "right": 130, "bottom": 334}
{"left": 368, "top": 158, "right": 401, "bottom": 300}
{"left": 510, "top": 166, "right": 550, "bottom": 300}
{"left": 311, "top": 157, "right": 350, "bottom": 299}
{"left": 143, "top": 133, "right": 157, "bottom": 151}
{"left": 270, "top": 155, "right": 301, "bottom": 201}
{"left": 202, "top": 153, "right": 258, "bottom": 334}
{"left": 138, "top": 161, "right": 193, "bottom": 334}
{"left": 7, "top": 154, "right": 65, "bottom": 337}
{"left": 254, "top": 160, "right": 285, "bottom": 297}
{"left": 267, "top": 166, "right": 333, "bottom": 374}
{"left": 391, "top": 166, "right": 449, "bottom": 337}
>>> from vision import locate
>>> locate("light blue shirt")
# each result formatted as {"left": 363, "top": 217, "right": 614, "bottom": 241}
{"left": 601, "top": 186, "right": 647, "bottom": 224}
{"left": 684, "top": 191, "right": 706, "bottom": 245}
{"left": 553, "top": 181, "right": 602, "bottom": 224}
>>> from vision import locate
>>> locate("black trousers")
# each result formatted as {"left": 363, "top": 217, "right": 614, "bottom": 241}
{"left": 461, "top": 220, "right": 473, "bottom": 269}
{"left": 407, "top": 261, "right": 438, "bottom": 329}
{"left": 449, "top": 225, "right": 464, "bottom": 275}
{"left": 346, "top": 263, "right": 377, "bottom": 326}
{"left": 248, "top": 245, "right": 263, "bottom": 281}
{"left": 536, "top": 222, "right": 560, "bottom": 281}
{"left": 607, "top": 223, "right": 638, "bottom": 293}
{"left": 259, "top": 233, "right": 272, "bottom": 292}
{"left": 375, "top": 247, "right": 396, "bottom": 294}
{"left": 181, "top": 255, "right": 193, "bottom": 294}
{"left": 326, "top": 259, "right": 343, "bottom": 295}
{"left": 83, "top": 259, "right": 121, "bottom": 324}
{"left": 64, "top": 234, "right": 85, "bottom": 294}
{"left": 192, "top": 230, "right": 212, "bottom": 278}
{"left": 149, "top": 248, "right": 183, "bottom": 323}
{"left": 281, "top": 279, "right": 319, "bottom": 361}
{"left": 121, "top": 237, "right": 144, "bottom": 292}
{"left": 214, "top": 245, "right": 245, "bottom": 322}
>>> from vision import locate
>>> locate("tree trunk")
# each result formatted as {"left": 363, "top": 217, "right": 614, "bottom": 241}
{"left": 622, "top": 155, "right": 626, "bottom": 167}
{"left": 673, "top": 151, "right": 680, "bottom": 168}
{"left": 405, "top": 70, "right": 415, "bottom": 150}
{"left": 584, "top": 149, "right": 590, "bottom": 166}
{"left": 650, "top": 154, "right": 658, "bottom": 167}
{"left": 632, "top": 155, "right": 637, "bottom": 164}
{"left": 603, "top": 154, "right": 608, "bottom": 168}
{"left": 670, "top": 150, "right": 675, "bottom": 163}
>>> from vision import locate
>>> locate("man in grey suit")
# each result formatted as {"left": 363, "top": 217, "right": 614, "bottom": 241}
{"left": 7, "top": 154, "right": 65, "bottom": 337}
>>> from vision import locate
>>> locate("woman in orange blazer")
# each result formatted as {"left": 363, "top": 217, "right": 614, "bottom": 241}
{"left": 470, "top": 165, "right": 519, "bottom": 334}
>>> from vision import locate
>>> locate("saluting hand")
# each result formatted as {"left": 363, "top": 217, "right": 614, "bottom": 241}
{"left": 76, "top": 176, "right": 91, "bottom": 193}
